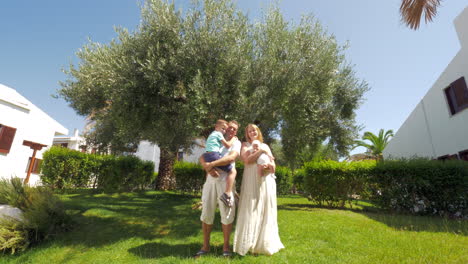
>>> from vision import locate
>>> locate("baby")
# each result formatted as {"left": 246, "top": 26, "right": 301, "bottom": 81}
{"left": 251, "top": 140, "right": 275, "bottom": 176}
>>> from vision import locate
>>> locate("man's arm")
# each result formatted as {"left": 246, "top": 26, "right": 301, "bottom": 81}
{"left": 199, "top": 155, "right": 219, "bottom": 177}
{"left": 203, "top": 150, "right": 239, "bottom": 172}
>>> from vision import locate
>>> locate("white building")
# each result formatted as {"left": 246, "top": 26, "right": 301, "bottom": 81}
{"left": 0, "top": 84, "right": 68, "bottom": 185}
{"left": 53, "top": 129, "right": 86, "bottom": 152}
{"left": 384, "top": 7, "right": 468, "bottom": 161}
{"left": 135, "top": 138, "right": 205, "bottom": 172}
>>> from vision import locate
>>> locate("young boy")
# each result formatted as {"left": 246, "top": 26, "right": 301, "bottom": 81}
{"left": 202, "top": 119, "right": 238, "bottom": 207}
{"left": 252, "top": 140, "right": 275, "bottom": 177}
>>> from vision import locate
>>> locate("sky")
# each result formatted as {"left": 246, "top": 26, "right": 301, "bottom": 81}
{"left": 1, "top": 0, "right": 467, "bottom": 156}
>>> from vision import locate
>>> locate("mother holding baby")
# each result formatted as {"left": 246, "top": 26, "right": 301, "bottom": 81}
{"left": 233, "top": 124, "right": 284, "bottom": 256}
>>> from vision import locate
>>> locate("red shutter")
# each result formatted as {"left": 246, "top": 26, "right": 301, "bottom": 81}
{"left": 33, "top": 159, "right": 42, "bottom": 174}
{"left": 0, "top": 125, "right": 17, "bottom": 154}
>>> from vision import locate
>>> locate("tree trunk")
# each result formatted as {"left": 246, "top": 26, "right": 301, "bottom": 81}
{"left": 155, "top": 148, "right": 177, "bottom": 190}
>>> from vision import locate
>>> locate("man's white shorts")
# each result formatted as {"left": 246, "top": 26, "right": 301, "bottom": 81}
{"left": 200, "top": 173, "right": 236, "bottom": 225}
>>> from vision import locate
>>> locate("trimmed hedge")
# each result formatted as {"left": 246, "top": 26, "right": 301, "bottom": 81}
{"left": 41, "top": 146, "right": 155, "bottom": 192}
{"left": 173, "top": 161, "right": 293, "bottom": 195}
{"left": 372, "top": 159, "right": 468, "bottom": 217}
{"left": 299, "top": 159, "right": 468, "bottom": 217}
{"left": 302, "top": 160, "right": 376, "bottom": 207}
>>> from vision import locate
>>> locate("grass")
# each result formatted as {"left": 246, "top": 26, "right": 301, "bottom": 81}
{"left": 1, "top": 190, "right": 467, "bottom": 263}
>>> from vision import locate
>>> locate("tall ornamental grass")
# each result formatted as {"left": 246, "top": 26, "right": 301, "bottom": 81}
{"left": 0, "top": 178, "right": 70, "bottom": 254}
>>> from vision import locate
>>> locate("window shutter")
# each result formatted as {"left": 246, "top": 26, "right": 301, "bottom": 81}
{"left": 451, "top": 77, "right": 468, "bottom": 108}
{"left": 446, "top": 77, "right": 468, "bottom": 115}
{"left": 0, "top": 125, "right": 17, "bottom": 154}
{"left": 33, "top": 159, "right": 42, "bottom": 174}
{"left": 444, "top": 88, "right": 456, "bottom": 115}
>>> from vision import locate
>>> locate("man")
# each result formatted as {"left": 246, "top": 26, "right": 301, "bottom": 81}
{"left": 194, "top": 120, "right": 241, "bottom": 258}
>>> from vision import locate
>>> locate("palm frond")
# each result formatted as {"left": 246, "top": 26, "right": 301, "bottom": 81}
{"left": 400, "top": 0, "right": 441, "bottom": 30}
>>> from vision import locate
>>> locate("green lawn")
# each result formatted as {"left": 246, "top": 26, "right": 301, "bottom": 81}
{"left": 1, "top": 190, "right": 466, "bottom": 263}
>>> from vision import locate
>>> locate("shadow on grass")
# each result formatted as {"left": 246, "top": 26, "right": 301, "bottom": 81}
{"left": 362, "top": 211, "right": 467, "bottom": 235}
{"left": 128, "top": 242, "right": 200, "bottom": 258}
{"left": 56, "top": 190, "right": 202, "bottom": 248}
{"left": 279, "top": 201, "right": 467, "bottom": 235}
{"left": 278, "top": 200, "right": 378, "bottom": 213}
{"left": 128, "top": 242, "right": 243, "bottom": 259}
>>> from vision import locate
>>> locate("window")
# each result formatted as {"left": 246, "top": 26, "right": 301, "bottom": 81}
{"left": 459, "top": 149, "right": 468, "bottom": 161}
{"left": 177, "top": 151, "right": 184, "bottom": 161}
{"left": 25, "top": 158, "right": 42, "bottom": 174}
{"left": 444, "top": 76, "right": 468, "bottom": 115}
{"left": 0, "top": 124, "right": 17, "bottom": 154}
{"left": 79, "top": 145, "right": 87, "bottom": 153}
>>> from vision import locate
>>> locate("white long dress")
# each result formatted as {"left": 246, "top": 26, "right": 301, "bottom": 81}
{"left": 233, "top": 142, "right": 284, "bottom": 256}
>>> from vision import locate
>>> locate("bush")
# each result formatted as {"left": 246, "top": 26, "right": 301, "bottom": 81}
{"left": 372, "top": 159, "right": 468, "bottom": 217}
{"left": 302, "top": 160, "right": 376, "bottom": 207}
{"left": 41, "top": 146, "right": 155, "bottom": 192}
{"left": 274, "top": 166, "right": 293, "bottom": 195}
{"left": 173, "top": 161, "right": 293, "bottom": 194}
{"left": 41, "top": 147, "right": 92, "bottom": 189}
{"left": 0, "top": 220, "right": 29, "bottom": 254}
{"left": 97, "top": 155, "right": 156, "bottom": 192}
{"left": 292, "top": 168, "right": 306, "bottom": 193}
{"left": 0, "top": 178, "right": 70, "bottom": 254}
{"left": 173, "top": 161, "right": 206, "bottom": 193}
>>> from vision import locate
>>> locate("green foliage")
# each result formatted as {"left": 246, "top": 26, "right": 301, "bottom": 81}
{"left": 292, "top": 168, "right": 306, "bottom": 193}
{"left": 59, "top": 0, "right": 367, "bottom": 188}
{"left": 354, "top": 129, "right": 394, "bottom": 159}
{"left": 0, "top": 177, "right": 29, "bottom": 209}
{"left": 0, "top": 178, "right": 69, "bottom": 254}
{"left": 96, "top": 155, "right": 156, "bottom": 192}
{"left": 3, "top": 190, "right": 466, "bottom": 262}
{"left": 41, "top": 146, "right": 155, "bottom": 192}
{"left": 300, "top": 158, "right": 468, "bottom": 217}
{"left": 0, "top": 220, "right": 29, "bottom": 254}
{"left": 41, "top": 146, "right": 93, "bottom": 189}
{"left": 302, "top": 160, "right": 376, "bottom": 207}
{"left": 172, "top": 161, "right": 293, "bottom": 194}
{"left": 372, "top": 159, "right": 468, "bottom": 217}
{"left": 173, "top": 161, "right": 206, "bottom": 194}
{"left": 274, "top": 166, "right": 293, "bottom": 195}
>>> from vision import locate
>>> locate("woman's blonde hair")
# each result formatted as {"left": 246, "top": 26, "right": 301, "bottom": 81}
{"left": 245, "top": 124, "right": 263, "bottom": 143}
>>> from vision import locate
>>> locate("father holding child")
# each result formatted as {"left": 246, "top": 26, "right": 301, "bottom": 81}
{"left": 195, "top": 120, "right": 241, "bottom": 258}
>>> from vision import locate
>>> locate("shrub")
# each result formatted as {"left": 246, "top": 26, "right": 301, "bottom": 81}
{"left": 274, "top": 166, "right": 293, "bottom": 195}
{"left": 292, "top": 168, "right": 306, "bottom": 193}
{"left": 372, "top": 159, "right": 468, "bottom": 217}
{"left": 173, "top": 161, "right": 206, "bottom": 193}
{"left": 0, "top": 178, "right": 70, "bottom": 254}
{"left": 41, "top": 147, "right": 155, "bottom": 192}
{"left": 302, "top": 160, "right": 376, "bottom": 207}
{"left": 0, "top": 220, "right": 29, "bottom": 254}
{"left": 41, "top": 146, "right": 92, "bottom": 188}
{"left": 96, "top": 155, "right": 155, "bottom": 192}
{"left": 173, "top": 161, "right": 293, "bottom": 194}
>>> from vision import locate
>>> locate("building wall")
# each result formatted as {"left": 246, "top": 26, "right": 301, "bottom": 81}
{"left": 383, "top": 102, "right": 434, "bottom": 158}
{"left": 134, "top": 139, "right": 205, "bottom": 172}
{"left": 384, "top": 7, "right": 468, "bottom": 159}
{"left": 0, "top": 85, "right": 68, "bottom": 185}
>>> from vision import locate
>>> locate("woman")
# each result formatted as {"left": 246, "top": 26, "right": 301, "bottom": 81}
{"left": 233, "top": 124, "right": 284, "bottom": 256}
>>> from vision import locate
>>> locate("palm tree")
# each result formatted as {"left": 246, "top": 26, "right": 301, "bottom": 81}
{"left": 354, "top": 129, "right": 394, "bottom": 160}
{"left": 400, "top": 0, "right": 442, "bottom": 30}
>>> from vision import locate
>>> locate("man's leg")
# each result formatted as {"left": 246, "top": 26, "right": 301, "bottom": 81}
{"left": 198, "top": 175, "right": 217, "bottom": 256}
{"left": 222, "top": 223, "right": 232, "bottom": 252}
{"left": 202, "top": 222, "right": 213, "bottom": 251}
